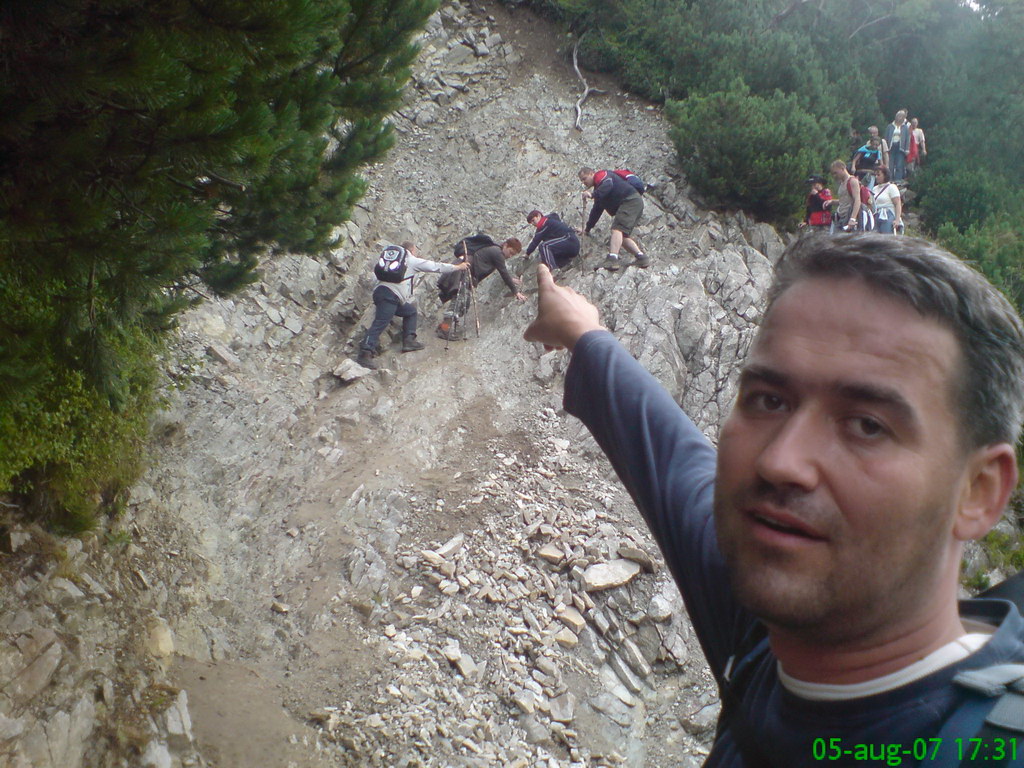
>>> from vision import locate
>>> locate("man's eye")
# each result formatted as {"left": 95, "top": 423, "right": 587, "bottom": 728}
{"left": 747, "top": 392, "right": 786, "bottom": 413}
{"left": 849, "top": 416, "right": 887, "bottom": 439}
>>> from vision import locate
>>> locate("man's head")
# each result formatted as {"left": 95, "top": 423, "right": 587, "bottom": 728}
{"left": 867, "top": 125, "right": 880, "bottom": 137}
{"left": 527, "top": 210, "right": 543, "bottom": 227}
{"left": 401, "top": 241, "right": 418, "bottom": 256}
{"left": 895, "top": 109, "right": 907, "bottom": 123}
{"left": 829, "top": 160, "right": 848, "bottom": 180}
{"left": 714, "top": 234, "right": 1024, "bottom": 645}
{"left": 867, "top": 136, "right": 881, "bottom": 149}
{"left": 578, "top": 167, "right": 596, "bottom": 188}
{"left": 503, "top": 238, "right": 522, "bottom": 257}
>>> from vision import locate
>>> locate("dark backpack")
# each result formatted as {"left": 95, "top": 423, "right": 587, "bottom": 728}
{"left": 374, "top": 244, "right": 409, "bottom": 283}
{"left": 453, "top": 233, "right": 497, "bottom": 259}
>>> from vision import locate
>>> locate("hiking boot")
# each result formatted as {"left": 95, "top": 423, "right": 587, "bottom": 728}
{"left": 598, "top": 255, "right": 621, "bottom": 271}
{"left": 402, "top": 334, "right": 426, "bottom": 352}
{"left": 632, "top": 253, "right": 651, "bottom": 269}
{"left": 356, "top": 349, "right": 378, "bottom": 370}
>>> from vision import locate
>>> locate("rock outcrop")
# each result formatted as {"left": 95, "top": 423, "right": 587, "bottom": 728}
{"left": 1, "top": 1, "right": 785, "bottom": 766}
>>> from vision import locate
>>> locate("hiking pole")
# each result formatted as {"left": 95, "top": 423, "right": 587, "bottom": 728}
{"left": 580, "top": 195, "right": 590, "bottom": 261}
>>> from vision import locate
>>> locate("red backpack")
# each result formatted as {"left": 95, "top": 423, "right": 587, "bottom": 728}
{"left": 848, "top": 177, "right": 872, "bottom": 209}
{"left": 593, "top": 168, "right": 646, "bottom": 194}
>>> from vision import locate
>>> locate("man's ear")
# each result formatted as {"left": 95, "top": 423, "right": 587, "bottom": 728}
{"left": 954, "top": 443, "right": 1019, "bottom": 541}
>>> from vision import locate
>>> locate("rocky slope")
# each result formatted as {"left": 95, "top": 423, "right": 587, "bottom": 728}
{"left": 1, "top": 2, "right": 785, "bottom": 766}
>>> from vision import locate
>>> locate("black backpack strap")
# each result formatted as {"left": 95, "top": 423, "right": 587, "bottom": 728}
{"left": 716, "top": 622, "right": 775, "bottom": 768}
{"left": 930, "top": 664, "right": 1024, "bottom": 767}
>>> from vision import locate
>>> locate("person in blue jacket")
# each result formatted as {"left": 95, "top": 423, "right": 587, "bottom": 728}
{"left": 523, "top": 234, "right": 1024, "bottom": 766}
{"left": 525, "top": 210, "right": 580, "bottom": 270}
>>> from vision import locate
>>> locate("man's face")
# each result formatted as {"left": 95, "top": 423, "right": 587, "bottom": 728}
{"left": 579, "top": 171, "right": 595, "bottom": 188}
{"left": 830, "top": 165, "right": 845, "bottom": 181}
{"left": 714, "top": 277, "right": 971, "bottom": 643}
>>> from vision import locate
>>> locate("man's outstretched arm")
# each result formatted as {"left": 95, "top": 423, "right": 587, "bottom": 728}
{"left": 524, "top": 267, "right": 740, "bottom": 672}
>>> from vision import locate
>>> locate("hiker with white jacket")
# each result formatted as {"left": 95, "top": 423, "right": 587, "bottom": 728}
{"left": 357, "top": 241, "right": 468, "bottom": 369}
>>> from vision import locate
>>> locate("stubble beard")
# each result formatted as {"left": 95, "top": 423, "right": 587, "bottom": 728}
{"left": 713, "top": 481, "right": 954, "bottom": 646}
{"left": 713, "top": 481, "right": 847, "bottom": 638}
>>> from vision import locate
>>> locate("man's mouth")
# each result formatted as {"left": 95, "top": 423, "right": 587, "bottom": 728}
{"left": 748, "top": 508, "right": 826, "bottom": 541}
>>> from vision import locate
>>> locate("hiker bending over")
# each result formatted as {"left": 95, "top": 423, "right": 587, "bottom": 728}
{"left": 524, "top": 235, "right": 1024, "bottom": 765}
{"left": 357, "top": 241, "right": 468, "bottom": 369}
{"left": 525, "top": 210, "right": 580, "bottom": 270}
{"left": 436, "top": 236, "right": 525, "bottom": 340}
{"left": 578, "top": 167, "right": 649, "bottom": 271}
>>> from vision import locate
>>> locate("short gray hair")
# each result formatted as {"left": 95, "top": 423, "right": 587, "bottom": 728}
{"left": 769, "top": 234, "right": 1024, "bottom": 449}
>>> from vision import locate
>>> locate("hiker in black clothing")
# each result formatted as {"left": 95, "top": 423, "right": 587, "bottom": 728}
{"left": 436, "top": 237, "right": 526, "bottom": 340}
{"left": 578, "top": 167, "right": 649, "bottom": 272}
{"left": 525, "top": 210, "right": 580, "bottom": 270}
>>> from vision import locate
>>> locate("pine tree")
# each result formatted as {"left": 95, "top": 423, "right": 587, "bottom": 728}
{"left": 0, "top": 0, "right": 437, "bottom": 523}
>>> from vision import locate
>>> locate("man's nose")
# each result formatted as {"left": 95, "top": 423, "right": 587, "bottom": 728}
{"left": 754, "top": 410, "right": 822, "bottom": 491}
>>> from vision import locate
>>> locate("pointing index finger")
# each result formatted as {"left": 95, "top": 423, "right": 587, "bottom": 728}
{"left": 536, "top": 263, "right": 555, "bottom": 292}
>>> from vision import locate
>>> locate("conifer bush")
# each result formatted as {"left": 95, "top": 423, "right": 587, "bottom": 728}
{"left": 666, "top": 82, "right": 839, "bottom": 221}
{"left": 0, "top": 0, "right": 436, "bottom": 525}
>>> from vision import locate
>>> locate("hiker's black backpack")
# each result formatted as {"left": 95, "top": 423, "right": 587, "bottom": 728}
{"left": 374, "top": 244, "right": 409, "bottom": 283}
{"left": 439, "top": 234, "right": 494, "bottom": 302}
{"left": 453, "top": 233, "right": 497, "bottom": 259}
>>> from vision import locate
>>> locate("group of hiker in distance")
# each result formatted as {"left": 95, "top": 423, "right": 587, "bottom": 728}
{"left": 355, "top": 165, "right": 649, "bottom": 369}
{"left": 802, "top": 109, "right": 926, "bottom": 236}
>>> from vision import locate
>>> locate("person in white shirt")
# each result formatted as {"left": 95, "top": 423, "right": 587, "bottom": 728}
{"left": 357, "top": 241, "right": 469, "bottom": 369}
{"left": 871, "top": 166, "right": 904, "bottom": 234}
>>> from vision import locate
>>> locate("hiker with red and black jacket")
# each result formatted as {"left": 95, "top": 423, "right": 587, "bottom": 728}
{"left": 525, "top": 210, "right": 580, "bottom": 270}
{"left": 579, "top": 167, "right": 649, "bottom": 271}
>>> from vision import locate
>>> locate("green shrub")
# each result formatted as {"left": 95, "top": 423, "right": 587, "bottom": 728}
{"left": 914, "top": 161, "right": 1010, "bottom": 234}
{"left": 0, "top": 329, "right": 155, "bottom": 533}
{"left": 937, "top": 215, "right": 1024, "bottom": 309}
{"left": 666, "top": 81, "right": 840, "bottom": 222}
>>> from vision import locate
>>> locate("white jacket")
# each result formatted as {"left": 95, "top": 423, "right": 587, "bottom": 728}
{"left": 377, "top": 252, "right": 460, "bottom": 304}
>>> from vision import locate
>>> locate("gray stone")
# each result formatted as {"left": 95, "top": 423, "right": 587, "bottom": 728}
{"left": 617, "top": 545, "right": 658, "bottom": 572}
{"left": 163, "top": 690, "right": 193, "bottom": 751}
{"left": 141, "top": 740, "right": 173, "bottom": 768}
{"left": 647, "top": 595, "right": 673, "bottom": 622}
{"left": 582, "top": 559, "right": 642, "bottom": 591}
{"left": 0, "top": 713, "right": 25, "bottom": 740}
{"left": 549, "top": 691, "right": 576, "bottom": 723}
{"left": 207, "top": 342, "right": 240, "bottom": 367}
{"left": 10, "top": 638, "right": 62, "bottom": 703}
{"left": 332, "top": 358, "right": 372, "bottom": 382}
{"left": 681, "top": 701, "right": 721, "bottom": 736}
